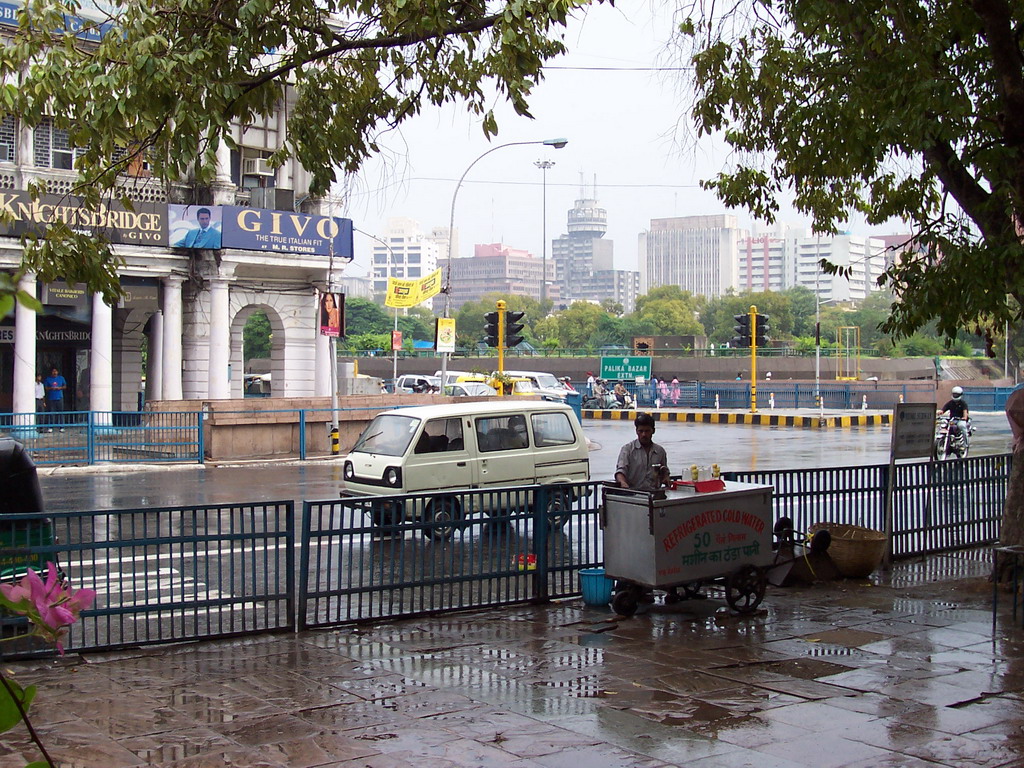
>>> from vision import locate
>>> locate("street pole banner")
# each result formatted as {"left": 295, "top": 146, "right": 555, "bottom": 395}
{"left": 385, "top": 268, "right": 443, "bottom": 308}
{"left": 319, "top": 292, "right": 343, "bottom": 337}
{"left": 391, "top": 330, "right": 403, "bottom": 351}
{"left": 435, "top": 317, "right": 456, "bottom": 354}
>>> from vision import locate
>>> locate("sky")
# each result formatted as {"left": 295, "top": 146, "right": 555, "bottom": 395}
{"left": 334, "top": 1, "right": 877, "bottom": 279}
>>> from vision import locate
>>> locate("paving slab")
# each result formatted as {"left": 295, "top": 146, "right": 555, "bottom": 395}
{"left": 3, "top": 549, "right": 1023, "bottom": 768}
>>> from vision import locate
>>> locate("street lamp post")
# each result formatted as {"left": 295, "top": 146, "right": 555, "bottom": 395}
{"left": 439, "top": 137, "right": 568, "bottom": 387}
{"left": 534, "top": 159, "right": 555, "bottom": 304}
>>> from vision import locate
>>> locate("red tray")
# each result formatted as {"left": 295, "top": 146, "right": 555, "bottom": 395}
{"left": 669, "top": 478, "right": 726, "bottom": 493}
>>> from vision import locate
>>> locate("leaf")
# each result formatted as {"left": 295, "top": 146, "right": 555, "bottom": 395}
{"left": 0, "top": 678, "right": 37, "bottom": 732}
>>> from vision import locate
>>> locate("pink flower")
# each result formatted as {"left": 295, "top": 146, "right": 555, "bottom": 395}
{"left": 0, "top": 563, "right": 95, "bottom": 654}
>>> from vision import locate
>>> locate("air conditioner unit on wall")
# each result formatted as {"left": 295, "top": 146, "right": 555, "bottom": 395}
{"left": 243, "top": 157, "right": 275, "bottom": 177}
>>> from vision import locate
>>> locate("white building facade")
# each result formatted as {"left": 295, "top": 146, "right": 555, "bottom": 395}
{"left": 639, "top": 215, "right": 743, "bottom": 298}
{"left": 370, "top": 217, "right": 441, "bottom": 296}
{"left": 0, "top": 87, "right": 351, "bottom": 418}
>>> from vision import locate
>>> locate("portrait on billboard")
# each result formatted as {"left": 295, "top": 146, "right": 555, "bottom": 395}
{"left": 169, "top": 204, "right": 223, "bottom": 249}
{"left": 319, "top": 292, "right": 344, "bottom": 337}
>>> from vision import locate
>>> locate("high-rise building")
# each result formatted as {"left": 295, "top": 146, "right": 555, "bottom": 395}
{"left": 551, "top": 192, "right": 639, "bottom": 313}
{"left": 445, "top": 243, "right": 558, "bottom": 313}
{"left": 639, "top": 215, "right": 743, "bottom": 297}
{"left": 370, "top": 217, "right": 440, "bottom": 296}
{"left": 791, "top": 234, "right": 886, "bottom": 303}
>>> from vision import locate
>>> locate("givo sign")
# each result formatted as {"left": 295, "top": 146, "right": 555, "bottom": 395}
{"left": 221, "top": 205, "right": 353, "bottom": 258}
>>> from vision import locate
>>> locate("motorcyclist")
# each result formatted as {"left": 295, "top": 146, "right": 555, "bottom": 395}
{"left": 939, "top": 386, "right": 971, "bottom": 448}
{"left": 613, "top": 381, "right": 628, "bottom": 407}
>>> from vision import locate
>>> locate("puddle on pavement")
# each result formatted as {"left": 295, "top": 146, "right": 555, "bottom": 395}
{"left": 800, "top": 628, "right": 888, "bottom": 647}
{"left": 757, "top": 658, "right": 852, "bottom": 680}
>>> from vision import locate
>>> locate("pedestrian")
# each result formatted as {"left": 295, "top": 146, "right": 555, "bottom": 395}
{"left": 586, "top": 371, "right": 596, "bottom": 396}
{"left": 35, "top": 373, "right": 46, "bottom": 430}
{"left": 43, "top": 366, "right": 67, "bottom": 432}
{"left": 669, "top": 377, "right": 680, "bottom": 405}
{"left": 657, "top": 377, "right": 669, "bottom": 406}
{"left": 615, "top": 412, "right": 670, "bottom": 492}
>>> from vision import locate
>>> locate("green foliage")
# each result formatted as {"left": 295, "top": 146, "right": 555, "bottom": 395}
{"left": 682, "top": 1, "right": 1024, "bottom": 342}
{"left": 345, "top": 332, "right": 390, "bottom": 352}
{"left": 0, "top": 677, "right": 37, "bottom": 732}
{"left": 454, "top": 293, "right": 549, "bottom": 347}
{"left": 346, "top": 298, "right": 392, "bottom": 336}
{"left": 0, "top": 0, "right": 593, "bottom": 304}
{"left": 242, "top": 311, "right": 272, "bottom": 361}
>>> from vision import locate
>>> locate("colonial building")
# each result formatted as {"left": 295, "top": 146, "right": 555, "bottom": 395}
{"left": 0, "top": 14, "right": 352, "bottom": 419}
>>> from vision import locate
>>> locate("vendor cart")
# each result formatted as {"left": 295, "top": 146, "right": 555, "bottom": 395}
{"left": 601, "top": 480, "right": 774, "bottom": 616}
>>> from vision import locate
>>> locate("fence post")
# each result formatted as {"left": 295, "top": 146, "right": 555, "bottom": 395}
{"left": 197, "top": 410, "right": 205, "bottom": 463}
{"left": 85, "top": 410, "right": 93, "bottom": 465}
{"left": 531, "top": 485, "right": 550, "bottom": 603}
{"left": 298, "top": 409, "right": 306, "bottom": 460}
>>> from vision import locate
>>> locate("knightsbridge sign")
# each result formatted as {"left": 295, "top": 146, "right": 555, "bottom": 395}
{"left": 0, "top": 191, "right": 166, "bottom": 245}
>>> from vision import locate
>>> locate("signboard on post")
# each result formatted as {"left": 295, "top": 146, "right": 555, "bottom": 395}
{"left": 890, "top": 402, "right": 937, "bottom": 459}
{"left": 600, "top": 356, "right": 652, "bottom": 381}
{"left": 883, "top": 402, "right": 938, "bottom": 567}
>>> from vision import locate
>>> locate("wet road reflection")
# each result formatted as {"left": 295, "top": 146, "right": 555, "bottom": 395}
{"left": 39, "top": 413, "right": 1012, "bottom": 513}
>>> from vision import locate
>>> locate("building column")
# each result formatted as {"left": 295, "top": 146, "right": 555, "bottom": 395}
{"left": 162, "top": 276, "right": 184, "bottom": 400}
{"left": 90, "top": 293, "right": 113, "bottom": 425}
{"left": 314, "top": 324, "right": 331, "bottom": 397}
{"left": 207, "top": 277, "right": 231, "bottom": 399}
{"left": 12, "top": 273, "right": 37, "bottom": 428}
{"left": 146, "top": 310, "right": 164, "bottom": 402}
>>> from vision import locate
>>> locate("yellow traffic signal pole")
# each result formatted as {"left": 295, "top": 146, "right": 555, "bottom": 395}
{"left": 496, "top": 299, "right": 506, "bottom": 379}
{"left": 749, "top": 305, "right": 758, "bottom": 413}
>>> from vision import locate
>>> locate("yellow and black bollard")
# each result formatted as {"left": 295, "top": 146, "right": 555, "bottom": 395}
{"left": 331, "top": 426, "right": 340, "bottom": 455}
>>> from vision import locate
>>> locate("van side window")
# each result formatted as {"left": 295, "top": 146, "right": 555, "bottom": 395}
{"left": 531, "top": 412, "right": 576, "bottom": 447}
{"left": 415, "top": 417, "right": 464, "bottom": 454}
{"left": 475, "top": 415, "right": 529, "bottom": 452}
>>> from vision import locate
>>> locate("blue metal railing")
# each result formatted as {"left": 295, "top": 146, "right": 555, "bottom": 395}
{"left": 299, "top": 481, "right": 603, "bottom": 629}
{"left": 724, "top": 453, "right": 1008, "bottom": 557}
{"left": 0, "top": 411, "right": 204, "bottom": 465}
{"left": 1, "top": 455, "right": 1011, "bottom": 656}
{"left": 0, "top": 501, "right": 295, "bottom": 654}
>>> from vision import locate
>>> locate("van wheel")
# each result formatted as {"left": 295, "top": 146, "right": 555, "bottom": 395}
{"left": 423, "top": 497, "right": 461, "bottom": 541}
{"left": 540, "top": 487, "right": 573, "bottom": 531}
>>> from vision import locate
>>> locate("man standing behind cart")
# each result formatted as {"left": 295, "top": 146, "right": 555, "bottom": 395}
{"left": 615, "top": 413, "right": 670, "bottom": 491}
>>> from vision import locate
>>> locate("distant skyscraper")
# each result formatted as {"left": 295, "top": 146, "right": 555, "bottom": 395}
{"left": 371, "top": 217, "right": 440, "bottom": 296}
{"left": 639, "top": 214, "right": 743, "bottom": 297}
{"left": 552, "top": 187, "right": 639, "bottom": 313}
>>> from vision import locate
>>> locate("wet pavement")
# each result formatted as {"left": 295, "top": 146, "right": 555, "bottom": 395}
{"left": 4, "top": 549, "right": 1023, "bottom": 768}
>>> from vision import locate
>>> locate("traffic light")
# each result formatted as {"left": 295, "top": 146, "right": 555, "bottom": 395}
{"left": 505, "top": 310, "right": 526, "bottom": 348}
{"left": 484, "top": 311, "right": 501, "bottom": 348}
{"left": 731, "top": 313, "right": 751, "bottom": 348}
{"left": 754, "top": 313, "right": 770, "bottom": 347}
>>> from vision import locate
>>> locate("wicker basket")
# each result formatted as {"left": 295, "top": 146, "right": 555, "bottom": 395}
{"left": 808, "top": 523, "right": 887, "bottom": 579}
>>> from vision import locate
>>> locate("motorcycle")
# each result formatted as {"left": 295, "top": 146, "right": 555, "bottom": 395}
{"left": 934, "top": 415, "right": 972, "bottom": 460}
{"left": 582, "top": 390, "right": 634, "bottom": 410}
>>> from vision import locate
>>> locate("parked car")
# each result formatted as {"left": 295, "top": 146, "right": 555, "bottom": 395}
{"left": 341, "top": 400, "right": 589, "bottom": 538}
{"left": 394, "top": 374, "right": 440, "bottom": 393}
{"left": 497, "top": 370, "right": 567, "bottom": 402}
{"left": 445, "top": 382, "right": 497, "bottom": 397}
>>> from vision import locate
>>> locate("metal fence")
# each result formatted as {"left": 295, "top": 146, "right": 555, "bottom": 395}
{"left": 724, "top": 453, "right": 1008, "bottom": 557}
{"left": 962, "top": 386, "right": 1018, "bottom": 412}
{"left": 298, "top": 481, "right": 603, "bottom": 629}
{"left": 0, "top": 456, "right": 1012, "bottom": 656}
{"left": 0, "top": 502, "right": 294, "bottom": 654}
{"left": 601, "top": 380, "right": 934, "bottom": 410}
{"left": 0, "top": 410, "right": 203, "bottom": 466}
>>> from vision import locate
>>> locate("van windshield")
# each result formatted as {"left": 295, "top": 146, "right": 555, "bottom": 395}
{"left": 352, "top": 414, "right": 420, "bottom": 456}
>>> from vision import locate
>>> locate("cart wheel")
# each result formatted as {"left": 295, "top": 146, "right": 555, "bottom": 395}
{"left": 611, "top": 588, "right": 639, "bottom": 617}
{"left": 725, "top": 565, "right": 767, "bottom": 614}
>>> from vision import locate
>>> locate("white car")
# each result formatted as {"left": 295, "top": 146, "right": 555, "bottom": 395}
{"left": 445, "top": 382, "right": 497, "bottom": 397}
{"left": 500, "top": 370, "right": 568, "bottom": 402}
{"left": 394, "top": 374, "right": 440, "bottom": 393}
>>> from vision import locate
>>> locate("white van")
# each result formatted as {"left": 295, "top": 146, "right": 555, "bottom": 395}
{"left": 342, "top": 400, "right": 589, "bottom": 538}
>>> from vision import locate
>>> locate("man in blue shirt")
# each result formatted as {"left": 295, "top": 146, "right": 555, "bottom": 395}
{"left": 175, "top": 207, "right": 221, "bottom": 249}
{"left": 43, "top": 367, "right": 67, "bottom": 432}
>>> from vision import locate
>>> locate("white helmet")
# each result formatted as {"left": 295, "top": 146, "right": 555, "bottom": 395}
{"left": 951, "top": 386, "right": 963, "bottom": 399}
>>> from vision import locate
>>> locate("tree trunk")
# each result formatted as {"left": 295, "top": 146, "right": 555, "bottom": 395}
{"left": 996, "top": 451, "right": 1024, "bottom": 582}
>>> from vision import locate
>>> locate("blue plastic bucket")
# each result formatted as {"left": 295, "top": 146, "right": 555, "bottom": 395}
{"left": 579, "top": 568, "right": 613, "bottom": 607}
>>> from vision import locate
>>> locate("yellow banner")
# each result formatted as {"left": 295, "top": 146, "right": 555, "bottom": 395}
{"left": 435, "top": 317, "right": 456, "bottom": 353}
{"left": 385, "top": 268, "right": 443, "bottom": 308}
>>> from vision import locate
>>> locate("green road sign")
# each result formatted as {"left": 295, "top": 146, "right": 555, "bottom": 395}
{"left": 600, "top": 356, "right": 652, "bottom": 381}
